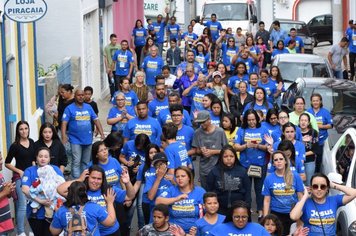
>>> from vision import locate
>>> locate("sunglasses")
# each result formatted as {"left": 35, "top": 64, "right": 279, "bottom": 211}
{"left": 273, "top": 157, "right": 284, "bottom": 162}
{"left": 312, "top": 184, "right": 327, "bottom": 190}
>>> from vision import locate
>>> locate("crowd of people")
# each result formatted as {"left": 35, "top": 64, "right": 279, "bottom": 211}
{"left": 1, "top": 11, "right": 356, "bottom": 236}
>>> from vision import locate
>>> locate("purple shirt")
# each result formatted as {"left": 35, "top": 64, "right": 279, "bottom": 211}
{"left": 173, "top": 74, "right": 198, "bottom": 106}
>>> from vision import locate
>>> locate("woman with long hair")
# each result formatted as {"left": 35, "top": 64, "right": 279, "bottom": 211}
{"left": 131, "top": 19, "right": 147, "bottom": 67}
{"left": 262, "top": 108, "right": 280, "bottom": 136}
{"left": 243, "top": 87, "right": 274, "bottom": 118}
{"left": 209, "top": 99, "right": 224, "bottom": 127}
{"left": 207, "top": 145, "right": 251, "bottom": 219}
{"left": 34, "top": 122, "right": 67, "bottom": 172}
{"left": 156, "top": 166, "right": 206, "bottom": 233}
{"left": 271, "top": 110, "right": 303, "bottom": 143}
{"left": 140, "top": 37, "right": 155, "bottom": 66}
{"left": 194, "top": 42, "right": 210, "bottom": 75}
{"left": 51, "top": 174, "right": 118, "bottom": 236}
{"left": 57, "top": 84, "right": 74, "bottom": 131}
{"left": 263, "top": 151, "right": 304, "bottom": 235}
{"left": 269, "top": 66, "right": 284, "bottom": 107}
{"left": 131, "top": 71, "right": 153, "bottom": 103}
{"left": 234, "top": 109, "right": 269, "bottom": 219}
{"left": 299, "top": 113, "right": 319, "bottom": 185}
{"left": 229, "top": 81, "right": 254, "bottom": 127}
{"left": 217, "top": 32, "right": 239, "bottom": 74}
{"left": 222, "top": 113, "right": 238, "bottom": 146}
{"left": 289, "top": 97, "right": 319, "bottom": 132}
{"left": 290, "top": 173, "right": 356, "bottom": 235}
{"left": 5, "top": 121, "right": 35, "bottom": 236}
{"left": 258, "top": 69, "right": 277, "bottom": 104}
{"left": 228, "top": 62, "right": 249, "bottom": 96}
{"left": 207, "top": 71, "right": 229, "bottom": 112}
{"left": 307, "top": 93, "right": 333, "bottom": 173}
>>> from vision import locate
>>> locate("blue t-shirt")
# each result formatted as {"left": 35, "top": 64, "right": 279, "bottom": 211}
{"left": 204, "top": 21, "right": 222, "bottom": 42}
{"left": 210, "top": 111, "right": 221, "bottom": 127}
{"left": 159, "top": 185, "right": 206, "bottom": 232}
{"left": 152, "top": 21, "right": 167, "bottom": 43}
{"left": 157, "top": 108, "right": 192, "bottom": 127}
{"left": 210, "top": 222, "right": 270, "bottom": 236}
{"left": 177, "top": 125, "right": 195, "bottom": 152}
{"left": 194, "top": 52, "right": 210, "bottom": 74}
{"left": 273, "top": 140, "right": 306, "bottom": 162}
{"left": 51, "top": 202, "right": 108, "bottom": 236}
{"left": 261, "top": 122, "right": 280, "bottom": 136}
{"left": 142, "top": 55, "right": 164, "bottom": 86}
{"left": 307, "top": 107, "right": 333, "bottom": 145}
{"left": 87, "top": 189, "right": 124, "bottom": 235}
{"left": 221, "top": 43, "right": 239, "bottom": 71}
{"left": 284, "top": 36, "right": 304, "bottom": 53}
{"left": 88, "top": 157, "right": 123, "bottom": 188}
{"left": 236, "top": 57, "right": 255, "bottom": 74}
{"left": 62, "top": 103, "right": 97, "bottom": 145}
{"left": 143, "top": 172, "right": 173, "bottom": 206}
{"left": 175, "top": 61, "right": 202, "bottom": 75}
{"left": 234, "top": 126, "right": 269, "bottom": 168}
{"left": 148, "top": 97, "right": 169, "bottom": 118}
{"left": 346, "top": 29, "right": 356, "bottom": 53}
{"left": 136, "top": 165, "right": 157, "bottom": 204}
{"left": 165, "top": 141, "right": 191, "bottom": 169}
{"left": 271, "top": 48, "right": 289, "bottom": 59}
{"left": 132, "top": 27, "right": 147, "bottom": 46}
{"left": 262, "top": 172, "right": 304, "bottom": 213}
{"left": 22, "top": 165, "right": 64, "bottom": 219}
{"left": 302, "top": 195, "right": 344, "bottom": 236}
{"left": 107, "top": 106, "right": 136, "bottom": 132}
{"left": 182, "top": 32, "right": 198, "bottom": 42}
{"left": 123, "top": 117, "right": 162, "bottom": 146}
{"left": 167, "top": 24, "right": 180, "bottom": 40}
{"left": 187, "top": 87, "right": 213, "bottom": 119}
{"left": 112, "top": 49, "right": 134, "bottom": 76}
{"left": 272, "top": 126, "right": 303, "bottom": 143}
{"left": 267, "top": 157, "right": 305, "bottom": 175}
{"left": 121, "top": 140, "right": 146, "bottom": 163}
{"left": 111, "top": 90, "right": 139, "bottom": 108}
{"left": 228, "top": 74, "right": 249, "bottom": 94}
{"left": 195, "top": 214, "right": 226, "bottom": 236}
{"left": 258, "top": 79, "right": 277, "bottom": 104}
{"left": 243, "top": 102, "right": 274, "bottom": 117}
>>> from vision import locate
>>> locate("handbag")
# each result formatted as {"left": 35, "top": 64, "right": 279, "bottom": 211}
{"left": 247, "top": 165, "right": 262, "bottom": 178}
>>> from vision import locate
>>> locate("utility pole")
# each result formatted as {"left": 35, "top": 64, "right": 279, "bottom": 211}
{"left": 332, "top": 0, "right": 343, "bottom": 43}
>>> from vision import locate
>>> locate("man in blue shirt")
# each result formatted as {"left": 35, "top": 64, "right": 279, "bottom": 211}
{"left": 182, "top": 24, "right": 198, "bottom": 51}
{"left": 167, "top": 16, "right": 181, "bottom": 45}
{"left": 284, "top": 28, "right": 305, "bottom": 53}
{"left": 142, "top": 46, "right": 164, "bottom": 87}
{"left": 111, "top": 40, "right": 134, "bottom": 86}
{"left": 61, "top": 89, "right": 105, "bottom": 178}
{"left": 203, "top": 13, "right": 222, "bottom": 43}
{"left": 269, "top": 20, "right": 287, "bottom": 50}
{"left": 148, "top": 83, "right": 169, "bottom": 118}
{"left": 152, "top": 7, "right": 169, "bottom": 56}
{"left": 346, "top": 21, "right": 356, "bottom": 80}
{"left": 123, "top": 101, "right": 162, "bottom": 146}
{"left": 175, "top": 50, "right": 202, "bottom": 75}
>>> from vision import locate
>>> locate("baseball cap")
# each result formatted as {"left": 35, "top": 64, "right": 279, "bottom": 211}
{"left": 212, "top": 71, "right": 222, "bottom": 78}
{"left": 152, "top": 152, "right": 168, "bottom": 166}
{"left": 195, "top": 110, "right": 210, "bottom": 123}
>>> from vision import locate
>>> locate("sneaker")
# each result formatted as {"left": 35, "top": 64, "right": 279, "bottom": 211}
{"left": 17, "top": 233, "right": 26, "bottom": 236}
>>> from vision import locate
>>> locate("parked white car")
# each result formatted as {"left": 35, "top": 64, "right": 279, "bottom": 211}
{"left": 322, "top": 126, "right": 356, "bottom": 235}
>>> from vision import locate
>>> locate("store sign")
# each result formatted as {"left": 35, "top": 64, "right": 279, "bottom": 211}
{"left": 4, "top": 0, "right": 47, "bottom": 23}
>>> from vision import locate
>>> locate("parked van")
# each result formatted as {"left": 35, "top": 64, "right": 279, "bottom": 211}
{"left": 199, "top": 0, "right": 258, "bottom": 34}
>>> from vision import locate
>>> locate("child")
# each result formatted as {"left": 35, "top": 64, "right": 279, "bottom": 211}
{"left": 261, "top": 214, "right": 283, "bottom": 236}
{"left": 222, "top": 113, "right": 238, "bottom": 147}
{"left": 84, "top": 86, "right": 99, "bottom": 133}
{"left": 0, "top": 151, "right": 15, "bottom": 235}
{"left": 166, "top": 38, "right": 183, "bottom": 73}
{"left": 256, "top": 36, "right": 270, "bottom": 71}
{"left": 146, "top": 18, "right": 155, "bottom": 41}
{"left": 194, "top": 192, "right": 226, "bottom": 236}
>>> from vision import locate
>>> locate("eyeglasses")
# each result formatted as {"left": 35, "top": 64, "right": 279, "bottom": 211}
{"left": 233, "top": 215, "right": 248, "bottom": 220}
{"left": 312, "top": 184, "right": 327, "bottom": 191}
{"left": 273, "top": 157, "right": 284, "bottom": 162}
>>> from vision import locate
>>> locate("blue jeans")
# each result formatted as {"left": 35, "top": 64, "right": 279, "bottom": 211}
{"left": 156, "top": 43, "right": 164, "bottom": 56}
{"left": 333, "top": 70, "right": 342, "bottom": 79}
{"left": 15, "top": 179, "right": 26, "bottom": 234}
{"left": 71, "top": 144, "right": 92, "bottom": 179}
{"left": 304, "top": 161, "right": 316, "bottom": 186}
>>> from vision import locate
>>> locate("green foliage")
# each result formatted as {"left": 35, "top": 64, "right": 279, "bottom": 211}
{"left": 38, "top": 63, "right": 59, "bottom": 77}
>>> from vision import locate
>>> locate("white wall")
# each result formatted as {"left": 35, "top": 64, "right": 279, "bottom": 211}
{"left": 298, "top": 0, "right": 331, "bottom": 23}
{"left": 36, "top": 0, "right": 82, "bottom": 70}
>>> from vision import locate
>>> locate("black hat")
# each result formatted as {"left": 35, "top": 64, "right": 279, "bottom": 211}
{"left": 152, "top": 152, "right": 168, "bottom": 166}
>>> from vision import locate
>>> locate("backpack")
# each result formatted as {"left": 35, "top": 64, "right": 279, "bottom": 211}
{"left": 65, "top": 205, "right": 93, "bottom": 236}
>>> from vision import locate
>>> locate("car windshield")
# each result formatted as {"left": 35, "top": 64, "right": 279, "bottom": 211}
{"left": 203, "top": 3, "right": 248, "bottom": 21}
{"left": 280, "top": 22, "right": 310, "bottom": 36}
{"left": 278, "top": 62, "right": 331, "bottom": 83}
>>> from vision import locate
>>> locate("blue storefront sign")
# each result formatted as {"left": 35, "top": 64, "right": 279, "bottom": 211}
{"left": 4, "top": 0, "right": 47, "bottom": 23}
